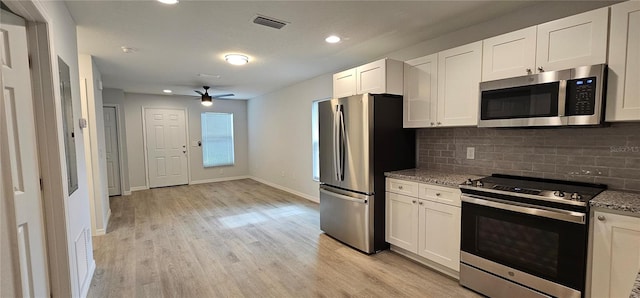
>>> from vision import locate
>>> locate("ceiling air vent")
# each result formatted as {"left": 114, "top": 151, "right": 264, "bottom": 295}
{"left": 253, "top": 15, "right": 288, "bottom": 30}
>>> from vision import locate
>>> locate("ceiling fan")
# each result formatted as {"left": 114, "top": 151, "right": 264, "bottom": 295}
{"left": 194, "top": 86, "right": 234, "bottom": 106}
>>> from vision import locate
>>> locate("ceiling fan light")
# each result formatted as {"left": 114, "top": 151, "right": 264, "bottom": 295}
{"left": 201, "top": 99, "right": 213, "bottom": 107}
{"left": 225, "top": 54, "right": 249, "bottom": 66}
{"left": 157, "top": 0, "right": 178, "bottom": 4}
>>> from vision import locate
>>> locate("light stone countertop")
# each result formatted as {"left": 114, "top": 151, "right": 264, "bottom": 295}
{"left": 590, "top": 190, "right": 640, "bottom": 215}
{"left": 631, "top": 271, "right": 640, "bottom": 298}
{"left": 384, "top": 168, "right": 482, "bottom": 188}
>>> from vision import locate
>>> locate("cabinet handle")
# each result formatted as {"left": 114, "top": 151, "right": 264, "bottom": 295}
{"left": 537, "top": 67, "right": 544, "bottom": 72}
{"left": 430, "top": 122, "right": 435, "bottom": 126}
{"left": 412, "top": 200, "right": 417, "bottom": 204}
{"left": 437, "top": 122, "right": 441, "bottom": 125}
{"left": 435, "top": 193, "right": 441, "bottom": 196}
{"left": 398, "top": 186, "right": 403, "bottom": 190}
{"left": 418, "top": 201, "right": 423, "bottom": 205}
{"left": 597, "top": 215, "right": 605, "bottom": 221}
{"left": 526, "top": 68, "right": 532, "bottom": 74}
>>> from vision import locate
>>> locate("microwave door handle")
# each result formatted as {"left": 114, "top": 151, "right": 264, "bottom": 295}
{"left": 558, "top": 80, "right": 567, "bottom": 117}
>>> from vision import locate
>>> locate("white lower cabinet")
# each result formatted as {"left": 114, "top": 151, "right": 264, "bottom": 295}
{"left": 386, "top": 178, "right": 461, "bottom": 277}
{"left": 589, "top": 210, "right": 640, "bottom": 298}
{"left": 417, "top": 199, "right": 461, "bottom": 271}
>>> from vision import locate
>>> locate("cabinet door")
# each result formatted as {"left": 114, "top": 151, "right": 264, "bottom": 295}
{"left": 417, "top": 200, "right": 461, "bottom": 271}
{"left": 386, "top": 192, "right": 418, "bottom": 253}
{"left": 606, "top": 1, "right": 640, "bottom": 122}
{"left": 482, "top": 26, "right": 537, "bottom": 81}
{"left": 437, "top": 41, "right": 482, "bottom": 127}
{"left": 536, "top": 7, "right": 608, "bottom": 72}
{"left": 590, "top": 211, "right": 640, "bottom": 298}
{"left": 333, "top": 68, "right": 356, "bottom": 98}
{"left": 403, "top": 54, "right": 438, "bottom": 128}
{"left": 356, "top": 59, "right": 386, "bottom": 95}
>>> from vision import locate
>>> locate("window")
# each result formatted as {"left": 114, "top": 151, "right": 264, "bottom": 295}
{"left": 201, "top": 112, "right": 234, "bottom": 167}
{"left": 312, "top": 101, "right": 320, "bottom": 181}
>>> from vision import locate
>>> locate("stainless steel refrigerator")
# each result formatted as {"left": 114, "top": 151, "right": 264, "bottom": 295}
{"left": 319, "top": 93, "right": 415, "bottom": 254}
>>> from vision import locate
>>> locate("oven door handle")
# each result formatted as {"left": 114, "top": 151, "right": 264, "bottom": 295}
{"left": 461, "top": 195, "right": 586, "bottom": 224}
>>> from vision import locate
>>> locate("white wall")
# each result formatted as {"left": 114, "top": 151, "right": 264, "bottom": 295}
{"left": 248, "top": 74, "right": 332, "bottom": 202}
{"left": 115, "top": 93, "right": 249, "bottom": 189}
{"left": 247, "top": 1, "right": 616, "bottom": 202}
{"left": 101, "top": 88, "right": 131, "bottom": 194}
{"left": 38, "top": 1, "right": 95, "bottom": 297}
{"left": 78, "top": 54, "right": 110, "bottom": 236}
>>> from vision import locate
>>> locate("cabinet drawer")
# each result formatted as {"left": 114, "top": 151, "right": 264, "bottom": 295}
{"left": 418, "top": 184, "right": 461, "bottom": 207}
{"left": 386, "top": 178, "right": 419, "bottom": 197}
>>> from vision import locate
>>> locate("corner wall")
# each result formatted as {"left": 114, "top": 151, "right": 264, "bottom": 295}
{"left": 101, "top": 88, "right": 131, "bottom": 194}
{"left": 78, "top": 54, "right": 110, "bottom": 235}
{"left": 248, "top": 74, "right": 332, "bottom": 202}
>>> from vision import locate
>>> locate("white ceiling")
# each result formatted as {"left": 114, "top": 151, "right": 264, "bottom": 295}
{"left": 66, "top": 0, "right": 540, "bottom": 99}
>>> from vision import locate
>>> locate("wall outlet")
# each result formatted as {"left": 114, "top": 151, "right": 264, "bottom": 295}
{"left": 467, "top": 147, "right": 475, "bottom": 160}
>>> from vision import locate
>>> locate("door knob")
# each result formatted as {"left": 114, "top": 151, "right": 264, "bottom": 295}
{"left": 597, "top": 215, "right": 605, "bottom": 221}
{"left": 537, "top": 67, "right": 544, "bottom": 72}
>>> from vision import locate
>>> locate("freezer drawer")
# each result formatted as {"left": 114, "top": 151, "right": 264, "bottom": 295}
{"left": 319, "top": 186, "right": 374, "bottom": 253}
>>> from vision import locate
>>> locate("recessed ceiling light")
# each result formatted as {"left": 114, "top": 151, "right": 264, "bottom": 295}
{"left": 120, "top": 46, "right": 137, "bottom": 54}
{"left": 163, "top": 89, "right": 172, "bottom": 93}
{"left": 225, "top": 54, "right": 249, "bottom": 66}
{"left": 325, "top": 35, "right": 341, "bottom": 43}
{"left": 157, "top": 0, "right": 178, "bottom": 4}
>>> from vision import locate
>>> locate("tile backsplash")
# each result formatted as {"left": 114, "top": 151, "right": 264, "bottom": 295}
{"left": 416, "top": 123, "right": 640, "bottom": 192}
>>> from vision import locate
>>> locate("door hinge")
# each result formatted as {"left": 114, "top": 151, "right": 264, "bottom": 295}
{"left": 39, "top": 178, "right": 43, "bottom": 190}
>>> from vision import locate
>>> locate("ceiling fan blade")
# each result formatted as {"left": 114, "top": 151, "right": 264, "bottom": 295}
{"left": 212, "top": 93, "right": 234, "bottom": 99}
{"left": 194, "top": 90, "right": 204, "bottom": 96}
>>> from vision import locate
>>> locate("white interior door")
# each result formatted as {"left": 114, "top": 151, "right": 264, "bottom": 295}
{"left": 103, "top": 106, "right": 121, "bottom": 196}
{"left": 1, "top": 9, "right": 49, "bottom": 297}
{"left": 144, "top": 108, "right": 188, "bottom": 188}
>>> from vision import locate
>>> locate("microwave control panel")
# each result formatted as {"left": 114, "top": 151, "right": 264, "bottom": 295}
{"left": 565, "top": 77, "right": 597, "bottom": 116}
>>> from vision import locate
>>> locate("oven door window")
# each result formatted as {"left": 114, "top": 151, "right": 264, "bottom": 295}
{"left": 461, "top": 202, "right": 586, "bottom": 291}
{"left": 480, "top": 82, "right": 559, "bottom": 120}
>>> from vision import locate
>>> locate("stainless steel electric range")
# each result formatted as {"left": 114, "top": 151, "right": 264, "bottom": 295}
{"left": 458, "top": 174, "right": 606, "bottom": 298}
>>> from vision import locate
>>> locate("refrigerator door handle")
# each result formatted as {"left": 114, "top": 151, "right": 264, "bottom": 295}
{"left": 333, "top": 105, "right": 340, "bottom": 181}
{"left": 320, "top": 188, "right": 368, "bottom": 204}
{"left": 338, "top": 105, "right": 346, "bottom": 181}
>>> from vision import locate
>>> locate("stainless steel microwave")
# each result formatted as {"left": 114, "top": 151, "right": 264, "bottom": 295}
{"left": 478, "top": 64, "right": 607, "bottom": 128}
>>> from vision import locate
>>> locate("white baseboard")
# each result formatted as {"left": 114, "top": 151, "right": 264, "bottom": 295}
{"left": 190, "top": 175, "right": 250, "bottom": 185}
{"left": 123, "top": 190, "right": 131, "bottom": 196}
{"left": 130, "top": 185, "right": 149, "bottom": 192}
{"left": 81, "top": 259, "right": 96, "bottom": 298}
{"left": 249, "top": 176, "right": 319, "bottom": 203}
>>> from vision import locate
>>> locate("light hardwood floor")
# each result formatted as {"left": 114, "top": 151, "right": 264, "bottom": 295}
{"left": 88, "top": 179, "right": 480, "bottom": 298}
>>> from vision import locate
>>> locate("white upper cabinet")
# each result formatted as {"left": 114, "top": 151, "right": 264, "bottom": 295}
{"left": 332, "top": 58, "right": 403, "bottom": 98}
{"left": 536, "top": 7, "right": 609, "bottom": 72}
{"left": 332, "top": 68, "right": 357, "bottom": 98}
{"left": 403, "top": 54, "right": 438, "bottom": 128}
{"left": 482, "top": 26, "right": 537, "bottom": 81}
{"left": 481, "top": 7, "right": 609, "bottom": 81}
{"left": 437, "top": 41, "right": 483, "bottom": 127}
{"left": 606, "top": 1, "right": 640, "bottom": 122}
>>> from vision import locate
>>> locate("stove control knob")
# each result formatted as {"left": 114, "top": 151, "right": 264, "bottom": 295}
{"left": 464, "top": 179, "right": 473, "bottom": 185}
{"left": 553, "top": 191, "right": 565, "bottom": 197}
{"left": 571, "top": 193, "right": 582, "bottom": 200}
{"left": 476, "top": 181, "right": 484, "bottom": 187}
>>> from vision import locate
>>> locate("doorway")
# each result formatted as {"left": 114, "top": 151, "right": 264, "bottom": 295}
{"left": 143, "top": 107, "right": 189, "bottom": 188}
{"left": 103, "top": 106, "right": 121, "bottom": 196}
